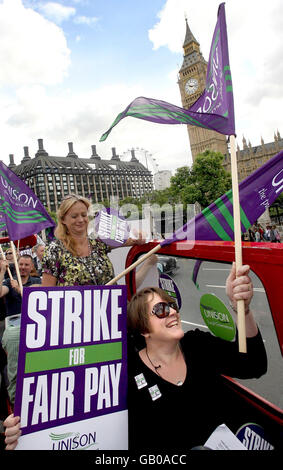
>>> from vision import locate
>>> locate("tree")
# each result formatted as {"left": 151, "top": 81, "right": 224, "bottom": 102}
{"left": 46, "top": 207, "right": 57, "bottom": 224}
{"left": 170, "top": 150, "right": 232, "bottom": 208}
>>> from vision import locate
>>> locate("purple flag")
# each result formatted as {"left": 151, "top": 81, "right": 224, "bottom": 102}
{"left": 100, "top": 3, "right": 235, "bottom": 141}
{"left": 188, "top": 3, "right": 235, "bottom": 135}
{"left": 160, "top": 150, "right": 283, "bottom": 245}
{"left": 0, "top": 161, "right": 55, "bottom": 241}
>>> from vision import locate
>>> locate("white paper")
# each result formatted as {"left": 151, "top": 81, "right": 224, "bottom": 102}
{"left": 204, "top": 423, "right": 247, "bottom": 450}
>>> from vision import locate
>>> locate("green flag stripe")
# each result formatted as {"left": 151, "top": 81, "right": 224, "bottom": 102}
{"left": 201, "top": 207, "right": 232, "bottom": 241}
{"left": 0, "top": 205, "right": 47, "bottom": 220}
{"left": 0, "top": 206, "right": 46, "bottom": 221}
{"left": 127, "top": 109, "right": 211, "bottom": 129}
{"left": 226, "top": 85, "right": 233, "bottom": 92}
{"left": 128, "top": 104, "right": 213, "bottom": 126}
{"left": 0, "top": 199, "right": 42, "bottom": 216}
{"left": 0, "top": 208, "right": 48, "bottom": 224}
{"left": 214, "top": 198, "right": 235, "bottom": 231}
{"left": 131, "top": 104, "right": 229, "bottom": 127}
{"left": 226, "top": 192, "right": 251, "bottom": 229}
{"left": 24, "top": 342, "right": 122, "bottom": 373}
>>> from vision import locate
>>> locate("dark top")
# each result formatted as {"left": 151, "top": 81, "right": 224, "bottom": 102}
{"left": 127, "top": 329, "right": 267, "bottom": 451}
{"left": 4, "top": 263, "right": 16, "bottom": 279}
{"left": 3, "top": 276, "right": 41, "bottom": 316}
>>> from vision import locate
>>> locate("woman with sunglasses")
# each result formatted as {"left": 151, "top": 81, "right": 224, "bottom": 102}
{"left": 4, "top": 264, "right": 267, "bottom": 450}
{"left": 127, "top": 263, "right": 267, "bottom": 451}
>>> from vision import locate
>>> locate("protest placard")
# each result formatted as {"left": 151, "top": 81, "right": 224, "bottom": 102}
{"left": 13, "top": 285, "right": 128, "bottom": 450}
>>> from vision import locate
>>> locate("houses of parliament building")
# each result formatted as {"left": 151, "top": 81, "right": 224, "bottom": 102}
{"left": 178, "top": 18, "right": 283, "bottom": 181}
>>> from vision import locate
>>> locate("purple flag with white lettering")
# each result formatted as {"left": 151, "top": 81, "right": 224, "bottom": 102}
{"left": 160, "top": 150, "right": 283, "bottom": 245}
{"left": 0, "top": 161, "right": 55, "bottom": 240}
{"left": 100, "top": 3, "right": 235, "bottom": 141}
{"left": 188, "top": 2, "right": 235, "bottom": 135}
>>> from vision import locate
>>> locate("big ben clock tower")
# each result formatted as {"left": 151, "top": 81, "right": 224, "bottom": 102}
{"left": 178, "top": 18, "right": 228, "bottom": 161}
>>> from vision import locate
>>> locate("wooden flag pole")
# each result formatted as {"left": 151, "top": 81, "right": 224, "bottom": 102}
{"left": 0, "top": 245, "right": 13, "bottom": 281}
{"left": 10, "top": 241, "right": 23, "bottom": 296}
{"left": 230, "top": 135, "right": 247, "bottom": 353}
{"left": 106, "top": 244, "right": 162, "bottom": 286}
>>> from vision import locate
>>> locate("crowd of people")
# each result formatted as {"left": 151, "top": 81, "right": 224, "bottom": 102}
{"left": 243, "top": 223, "right": 281, "bottom": 242}
{"left": 0, "top": 193, "right": 268, "bottom": 451}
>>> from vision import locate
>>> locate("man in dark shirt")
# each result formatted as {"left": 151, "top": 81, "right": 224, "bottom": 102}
{"left": 0, "top": 254, "right": 41, "bottom": 316}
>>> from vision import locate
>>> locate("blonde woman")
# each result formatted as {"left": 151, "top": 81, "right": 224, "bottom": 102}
{"left": 42, "top": 194, "right": 142, "bottom": 287}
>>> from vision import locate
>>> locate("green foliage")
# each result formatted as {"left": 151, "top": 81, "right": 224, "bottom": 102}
{"left": 46, "top": 207, "right": 57, "bottom": 224}
{"left": 170, "top": 150, "right": 232, "bottom": 208}
{"left": 100, "top": 150, "right": 232, "bottom": 214}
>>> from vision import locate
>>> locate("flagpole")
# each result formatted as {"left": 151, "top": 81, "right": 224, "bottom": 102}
{"left": 106, "top": 244, "right": 161, "bottom": 286}
{"left": 230, "top": 135, "right": 247, "bottom": 353}
{"left": 10, "top": 241, "right": 23, "bottom": 296}
{"left": 0, "top": 245, "right": 13, "bottom": 281}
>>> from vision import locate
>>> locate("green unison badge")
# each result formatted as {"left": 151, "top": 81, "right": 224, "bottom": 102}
{"left": 200, "top": 293, "right": 236, "bottom": 341}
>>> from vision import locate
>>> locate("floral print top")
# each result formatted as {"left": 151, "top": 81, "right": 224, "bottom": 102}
{"left": 42, "top": 238, "right": 115, "bottom": 286}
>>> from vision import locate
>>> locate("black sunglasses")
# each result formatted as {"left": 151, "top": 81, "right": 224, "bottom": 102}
{"left": 151, "top": 301, "right": 179, "bottom": 318}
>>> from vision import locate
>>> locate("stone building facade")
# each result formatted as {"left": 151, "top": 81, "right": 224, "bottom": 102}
{"left": 9, "top": 140, "right": 153, "bottom": 212}
{"left": 223, "top": 131, "right": 283, "bottom": 181}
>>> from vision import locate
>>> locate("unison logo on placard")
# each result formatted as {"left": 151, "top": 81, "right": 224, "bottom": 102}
{"left": 49, "top": 430, "right": 98, "bottom": 450}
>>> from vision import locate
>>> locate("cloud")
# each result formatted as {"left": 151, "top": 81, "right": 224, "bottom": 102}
{"left": 35, "top": 2, "right": 99, "bottom": 27}
{"left": 1, "top": 79, "right": 191, "bottom": 172}
{"left": 0, "top": 0, "right": 70, "bottom": 86}
{"left": 36, "top": 2, "right": 75, "bottom": 24}
{"left": 1, "top": 0, "right": 282, "bottom": 176}
{"left": 74, "top": 15, "right": 99, "bottom": 26}
{"left": 148, "top": 0, "right": 189, "bottom": 53}
{"left": 148, "top": 0, "right": 283, "bottom": 147}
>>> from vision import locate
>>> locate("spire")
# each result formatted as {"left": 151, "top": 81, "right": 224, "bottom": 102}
{"left": 183, "top": 17, "right": 199, "bottom": 47}
{"left": 180, "top": 16, "right": 202, "bottom": 71}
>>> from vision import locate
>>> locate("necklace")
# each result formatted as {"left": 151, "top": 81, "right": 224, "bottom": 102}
{"left": 146, "top": 348, "right": 162, "bottom": 376}
{"left": 145, "top": 347, "right": 184, "bottom": 386}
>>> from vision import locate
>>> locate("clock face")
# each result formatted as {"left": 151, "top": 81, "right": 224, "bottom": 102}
{"left": 185, "top": 78, "right": 198, "bottom": 95}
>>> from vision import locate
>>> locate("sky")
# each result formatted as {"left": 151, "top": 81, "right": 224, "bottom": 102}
{"left": 0, "top": 0, "right": 282, "bottom": 175}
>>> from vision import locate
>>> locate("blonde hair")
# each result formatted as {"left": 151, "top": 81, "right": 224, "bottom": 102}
{"left": 55, "top": 194, "right": 91, "bottom": 256}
